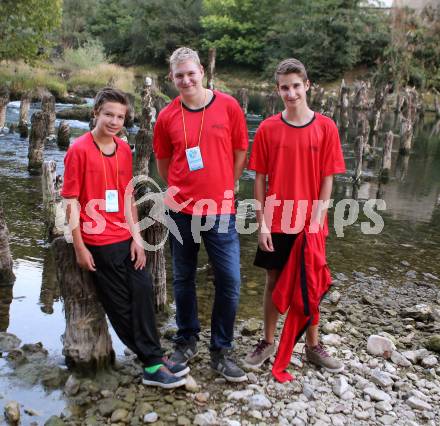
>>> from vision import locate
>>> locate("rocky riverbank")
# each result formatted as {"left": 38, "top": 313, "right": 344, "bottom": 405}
{"left": 1, "top": 266, "right": 439, "bottom": 425}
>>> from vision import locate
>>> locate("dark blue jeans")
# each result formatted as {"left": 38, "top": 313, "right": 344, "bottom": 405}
{"left": 168, "top": 211, "right": 241, "bottom": 351}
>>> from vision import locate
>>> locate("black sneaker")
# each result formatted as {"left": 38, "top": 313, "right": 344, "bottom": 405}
{"left": 170, "top": 336, "right": 198, "bottom": 365}
{"left": 162, "top": 356, "right": 190, "bottom": 377}
{"left": 142, "top": 366, "right": 186, "bottom": 389}
{"left": 211, "top": 349, "right": 247, "bottom": 383}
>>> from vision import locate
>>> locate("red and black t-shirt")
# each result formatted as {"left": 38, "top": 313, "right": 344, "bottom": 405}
{"left": 153, "top": 90, "right": 248, "bottom": 216}
{"left": 248, "top": 112, "right": 346, "bottom": 233}
{"left": 61, "top": 131, "right": 133, "bottom": 246}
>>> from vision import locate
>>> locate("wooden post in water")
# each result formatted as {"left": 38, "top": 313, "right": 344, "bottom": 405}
{"left": 206, "top": 48, "right": 216, "bottom": 90}
{"left": 380, "top": 131, "right": 394, "bottom": 182}
{"left": 42, "top": 161, "right": 65, "bottom": 241}
{"left": 134, "top": 77, "right": 155, "bottom": 176}
{"left": 265, "top": 91, "right": 278, "bottom": 117}
{"left": 399, "top": 118, "right": 413, "bottom": 155}
{"left": 0, "top": 204, "right": 15, "bottom": 285}
{"left": 28, "top": 112, "right": 46, "bottom": 175}
{"left": 339, "top": 81, "right": 350, "bottom": 129}
{"left": 41, "top": 92, "right": 56, "bottom": 139}
{"left": 353, "top": 81, "right": 369, "bottom": 110}
{"left": 57, "top": 121, "right": 70, "bottom": 149}
{"left": 0, "top": 86, "right": 10, "bottom": 129}
{"left": 53, "top": 237, "right": 115, "bottom": 371}
{"left": 237, "top": 88, "right": 249, "bottom": 115}
{"left": 134, "top": 77, "right": 167, "bottom": 311}
{"left": 371, "top": 83, "right": 390, "bottom": 133}
{"left": 353, "top": 135, "right": 364, "bottom": 182}
{"left": 18, "top": 91, "right": 31, "bottom": 138}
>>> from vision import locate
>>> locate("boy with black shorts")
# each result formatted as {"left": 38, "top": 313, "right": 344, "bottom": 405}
{"left": 62, "top": 87, "right": 188, "bottom": 388}
{"left": 244, "top": 59, "right": 346, "bottom": 373}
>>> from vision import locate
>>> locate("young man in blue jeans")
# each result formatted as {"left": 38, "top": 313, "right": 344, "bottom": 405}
{"left": 153, "top": 47, "right": 248, "bottom": 382}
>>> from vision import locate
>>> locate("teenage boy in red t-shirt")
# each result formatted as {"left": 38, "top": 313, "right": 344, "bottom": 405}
{"left": 153, "top": 47, "right": 248, "bottom": 382}
{"left": 62, "top": 87, "right": 188, "bottom": 388}
{"left": 244, "top": 59, "right": 346, "bottom": 372}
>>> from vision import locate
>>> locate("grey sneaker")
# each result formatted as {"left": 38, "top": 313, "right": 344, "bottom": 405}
{"left": 243, "top": 339, "right": 276, "bottom": 369}
{"left": 170, "top": 336, "right": 198, "bottom": 365}
{"left": 211, "top": 350, "right": 247, "bottom": 382}
{"left": 305, "top": 343, "right": 344, "bottom": 373}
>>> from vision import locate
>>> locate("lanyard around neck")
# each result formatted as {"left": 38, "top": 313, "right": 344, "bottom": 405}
{"left": 180, "top": 89, "right": 207, "bottom": 150}
{"left": 98, "top": 142, "right": 119, "bottom": 191}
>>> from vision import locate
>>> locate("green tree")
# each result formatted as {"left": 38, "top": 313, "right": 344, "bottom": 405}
{"left": 265, "top": 0, "right": 390, "bottom": 82}
{"left": 201, "top": 0, "right": 273, "bottom": 67}
{"left": 0, "top": 0, "right": 62, "bottom": 62}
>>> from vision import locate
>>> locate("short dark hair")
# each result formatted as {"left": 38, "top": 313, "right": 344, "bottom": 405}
{"left": 275, "top": 58, "right": 308, "bottom": 84}
{"left": 93, "top": 87, "right": 130, "bottom": 115}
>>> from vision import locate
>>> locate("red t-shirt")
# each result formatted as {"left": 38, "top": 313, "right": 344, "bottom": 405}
{"left": 248, "top": 112, "right": 346, "bottom": 234}
{"left": 153, "top": 90, "right": 248, "bottom": 215}
{"left": 61, "top": 131, "right": 133, "bottom": 246}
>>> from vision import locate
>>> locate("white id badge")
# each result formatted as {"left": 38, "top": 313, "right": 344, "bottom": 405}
{"left": 185, "top": 146, "right": 204, "bottom": 171}
{"left": 105, "top": 189, "right": 119, "bottom": 212}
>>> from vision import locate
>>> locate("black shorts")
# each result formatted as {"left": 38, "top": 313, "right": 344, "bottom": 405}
{"left": 254, "top": 233, "right": 299, "bottom": 271}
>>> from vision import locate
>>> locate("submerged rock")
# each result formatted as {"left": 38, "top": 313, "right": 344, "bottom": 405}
{"left": 0, "top": 333, "right": 21, "bottom": 352}
{"left": 4, "top": 401, "right": 20, "bottom": 424}
{"left": 44, "top": 415, "right": 65, "bottom": 426}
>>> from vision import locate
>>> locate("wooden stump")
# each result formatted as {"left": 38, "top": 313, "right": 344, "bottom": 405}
{"left": 380, "top": 131, "right": 393, "bottom": 182}
{"left": 323, "top": 95, "right": 337, "bottom": 119}
{"left": 237, "top": 88, "right": 249, "bottom": 115}
{"left": 57, "top": 121, "right": 70, "bottom": 149}
{"left": 18, "top": 91, "right": 31, "bottom": 138}
{"left": 42, "top": 161, "right": 65, "bottom": 241}
{"left": 134, "top": 186, "right": 167, "bottom": 312}
{"left": 354, "top": 135, "right": 364, "bottom": 182}
{"left": 264, "top": 91, "right": 278, "bottom": 117}
{"left": 0, "top": 85, "right": 10, "bottom": 129}
{"left": 134, "top": 76, "right": 167, "bottom": 311}
{"left": 0, "top": 283, "right": 13, "bottom": 332}
{"left": 371, "top": 83, "right": 390, "bottom": 133}
{"left": 353, "top": 81, "right": 369, "bottom": 110}
{"left": 206, "top": 47, "right": 216, "bottom": 90}
{"left": 399, "top": 118, "right": 413, "bottom": 155}
{"left": 28, "top": 111, "right": 46, "bottom": 175}
{"left": 0, "top": 204, "right": 15, "bottom": 285}
{"left": 339, "top": 80, "right": 350, "bottom": 109}
{"left": 40, "top": 248, "right": 58, "bottom": 315}
{"left": 52, "top": 237, "right": 114, "bottom": 371}
{"left": 41, "top": 93, "right": 56, "bottom": 138}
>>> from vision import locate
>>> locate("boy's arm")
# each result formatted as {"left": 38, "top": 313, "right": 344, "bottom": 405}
{"left": 65, "top": 198, "right": 96, "bottom": 271}
{"left": 311, "top": 175, "right": 334, "bottom": 229}
{"left": 255, "top": 172, "right": 274, "bottom": 252}
{"left": 233, "top": 149, "right": 247, "bottom": 182}
{"left": 156, "top": 158, "right": 170, "bottom": 184}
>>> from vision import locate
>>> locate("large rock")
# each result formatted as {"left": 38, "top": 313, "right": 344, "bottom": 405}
{"left": 323, "top": 321, "right": 344, "bottom": 334}
{"left": 247, "top": 394, "right": 272, "bottom": 409}
{"left": 421, "top": 354, "right": 438, "bottom": 368}
{"left": 363, "top": 387, "right": 391, "bottom": 402}
{"left": 425, "top": 335, "right": 440, "bottom": 354}
{"left": 97, "top": 398, "right": 130, "bottom": 417}
{"left": 332, "top": 376, "right": 349, "bottom": 397}
{"left": 402, "top": 304, "right": 433, "bottom": 322}
{"left": 4, "top": 401, "right": 20, "bottom": 424}
{"left": 110, "top": 408, "right": 129, "bottom": 423}
{"left": 194, "top": 410, "right": 217, "bottom": 425}
{"left": 241, "top": 319, "right": 260, "bottom": 336}
{"left": 367, "top": 335, "right": 395, "bottom": 358}
{"left": 390, "top": 351, "right": 411, "bottom": 367}
{"left": 0, "top": 333, "right": 21, "bottom": 352}
{"left": 64, "top": 375, "right": 80, "bottom": 396}
{"left": 143, "top": 412, "right": 158, "bottom": 423}
{"left": 184, "top": 375, "right": 200, "bottom": 393}
{"left": 402, "top": 349, "right": 429, "bottom": 364}
{"left": 227, "top": 389, "right": 253, "bottom": 401}
{"left": 406, "top": 397, "right": 432, "bottom": 411}
{"left": 370, "top": 371, "right": 394, "bottom": 388}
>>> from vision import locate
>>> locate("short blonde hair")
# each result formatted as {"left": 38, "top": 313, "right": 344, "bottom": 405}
{"left": 169, "top": 47, "right": 201, "bottom": 70}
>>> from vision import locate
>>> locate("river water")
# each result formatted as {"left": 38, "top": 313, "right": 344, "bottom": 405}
{"left": 0, "top": 100, "right": 439, "bottom": 423}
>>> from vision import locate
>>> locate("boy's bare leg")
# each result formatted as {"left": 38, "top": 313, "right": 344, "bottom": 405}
{"left": 306, "top": 324, "right": 319, "bottom": 347}
{"left": 264, "top": 269, "right": 281, "bottom": 344}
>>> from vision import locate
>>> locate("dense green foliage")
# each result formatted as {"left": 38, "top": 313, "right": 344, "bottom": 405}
{"left": 0, "top": 0, "right": 62, "bottom": 62}
{"left": 2, "top": 0, "right": 438, "bottom": 88}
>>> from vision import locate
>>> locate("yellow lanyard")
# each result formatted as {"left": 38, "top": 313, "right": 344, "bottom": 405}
{"left": 180, "top": 89, "right": 207, "bottom": 149}
{"left": 99, "top": 143, "right": 119, "bottom": 191}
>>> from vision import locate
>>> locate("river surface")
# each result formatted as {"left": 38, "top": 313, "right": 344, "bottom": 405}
{"left": 0, "top": 100, "right": 440, "bottom": 423}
